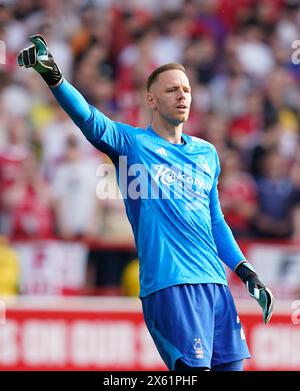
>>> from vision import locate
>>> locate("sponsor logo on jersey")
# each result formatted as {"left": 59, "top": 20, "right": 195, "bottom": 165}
{"left": 198, "top": 156, "right": 211, "bottom": 174}
{"left": 153, "top": 164, "right": 211, "bottom": 191}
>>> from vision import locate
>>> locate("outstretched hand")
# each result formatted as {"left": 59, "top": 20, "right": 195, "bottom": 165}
{"left": 236, "top": 262, "right": 274, "bottom": 324}
{"left": 18, "top": 34, "right": 62, "bottom": 86}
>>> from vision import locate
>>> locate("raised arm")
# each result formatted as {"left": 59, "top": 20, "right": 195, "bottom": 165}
{"left": 18, "top": 35, "right": 131, "bottom": 158}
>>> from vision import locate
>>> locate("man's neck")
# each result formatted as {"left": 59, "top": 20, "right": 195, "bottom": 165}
{"left": 151, "top": 118, "right": 183, "bottom": 144}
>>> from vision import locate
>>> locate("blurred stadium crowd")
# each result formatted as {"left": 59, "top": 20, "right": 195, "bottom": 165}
{"left": 1, "top": 0, "right": 300, "bottom": 295}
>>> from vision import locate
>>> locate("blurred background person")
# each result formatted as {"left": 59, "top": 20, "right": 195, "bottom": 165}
{"left": 252, "top": 149, "right": 295, "bottom": 238}
{"left": 1, "top": 153, "right": 55, "bottom": 240}
{"left": 86, "top": 154, "right": 136, "bottom": 295}
{"left": 121, "top": 258, "right": 140, "bottom": 297}
{"left": 219, "top": 148, "right": 258, "bottom": 238}
{"left": 0, "top": 235, "right": 19, "bottom": 296}
{"left": 51, "top": 134, "right": 100, "bottom": 240}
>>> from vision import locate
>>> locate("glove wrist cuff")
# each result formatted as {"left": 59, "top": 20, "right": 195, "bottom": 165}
{"left": 40, "top": 63, "right": 62, "bottom": 87}
{"left": 235, "top": 261, "right": 257, "bottom": 283}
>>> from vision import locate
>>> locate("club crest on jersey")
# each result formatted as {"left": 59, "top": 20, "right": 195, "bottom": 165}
{"left": 237, "top": 316, "right": 246, "bottom": 340}
{"left": 198, "top": 156, "right": 211, "bottom": 174}
{"left": 194, "top": 338, "right": 204, "bottom": 359}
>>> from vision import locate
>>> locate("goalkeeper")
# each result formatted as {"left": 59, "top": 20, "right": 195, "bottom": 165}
{"left": 18, "top": 35, "right": 274, "bottom": 371}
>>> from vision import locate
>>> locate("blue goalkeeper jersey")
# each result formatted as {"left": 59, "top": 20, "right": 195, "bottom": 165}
{"left": 51, "top": 80, "right": 246, "bottom": 297}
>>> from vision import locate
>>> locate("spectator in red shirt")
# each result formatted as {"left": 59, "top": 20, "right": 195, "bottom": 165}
{"left": 219, "top": 148, "right": 258, "bottom": 237}
{"left": 1, "top": 154, "right": 55, "bottom": 239}
{"left": 0, "top": 117, "right": 29, "bottom": 191}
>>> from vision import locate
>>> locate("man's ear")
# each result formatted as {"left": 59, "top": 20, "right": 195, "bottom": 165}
{"left": 147, "top": 92, "right": 157, "bottom": 110}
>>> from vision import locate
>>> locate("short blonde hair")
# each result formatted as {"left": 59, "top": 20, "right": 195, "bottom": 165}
{"left": 146, "top": 63, "right": 186, "bottom": 91}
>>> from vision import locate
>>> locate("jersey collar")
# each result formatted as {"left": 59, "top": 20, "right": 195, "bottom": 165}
{"left": 146, "top": 125, "right": 190, "bottom": 148}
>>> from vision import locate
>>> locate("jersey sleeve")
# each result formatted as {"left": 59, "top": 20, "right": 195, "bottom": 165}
{"left": 50, "top": 79, "right": 133, "bottom": 159}
{"left": 209, "top": 147, "right": 246, "bottom": 271}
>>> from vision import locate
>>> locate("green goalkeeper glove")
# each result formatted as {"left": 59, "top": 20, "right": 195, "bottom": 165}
{"left": 235, "top": 261, "right": 274, "bottom": 324}
{"left": 17, "top": 34, "right": 62, "bottom": 87}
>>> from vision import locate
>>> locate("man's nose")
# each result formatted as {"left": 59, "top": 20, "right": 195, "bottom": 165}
{"left": 177, "top": 88, "right": 185, "bottom": 99}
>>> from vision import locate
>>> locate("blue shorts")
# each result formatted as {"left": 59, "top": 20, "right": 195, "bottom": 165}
{"left": 141, "top": 283, "right": 250, "bottom": 370}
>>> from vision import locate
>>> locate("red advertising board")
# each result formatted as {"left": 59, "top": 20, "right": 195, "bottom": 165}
{"left": 11, "top": 239, "right": 300, "bottom": 299}
{"left": 238, "top": 301, "right": 300, "bottom": 371}
{"left": 0, "top": 298, "right": 299, "bottom": 371}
